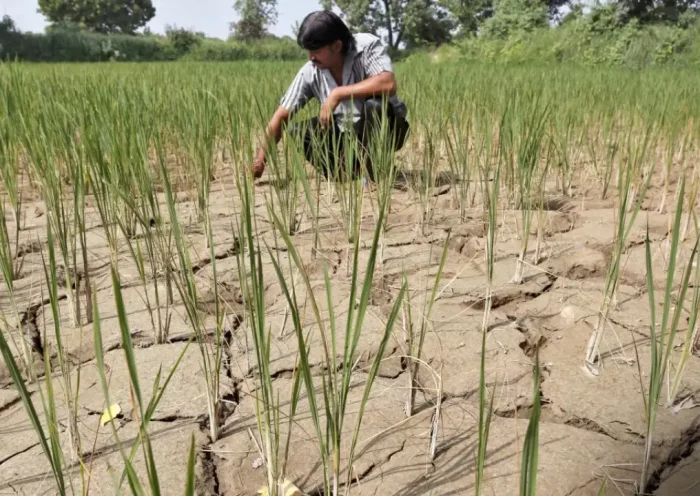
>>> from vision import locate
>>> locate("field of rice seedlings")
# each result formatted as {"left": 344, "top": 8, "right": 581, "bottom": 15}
{"left": 2, "top": 59, "right": 700, "bottom": 496}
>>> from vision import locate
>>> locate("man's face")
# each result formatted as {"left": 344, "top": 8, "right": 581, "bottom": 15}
{"left": 308, "top": 40, "right": 343, "bottom": 70}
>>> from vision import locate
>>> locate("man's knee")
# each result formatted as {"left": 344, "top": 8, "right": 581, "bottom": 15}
{"left": 362, "top": 98, "right": 393, "bottom": 121}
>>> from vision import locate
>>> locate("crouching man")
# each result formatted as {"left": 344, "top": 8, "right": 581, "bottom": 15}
{"left": 251, "top": 10, "right": 409, "bottom": 182}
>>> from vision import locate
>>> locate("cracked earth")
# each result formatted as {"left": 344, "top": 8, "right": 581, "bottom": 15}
{"left": 2, "top": 165, "right": 700, "bottom": 495}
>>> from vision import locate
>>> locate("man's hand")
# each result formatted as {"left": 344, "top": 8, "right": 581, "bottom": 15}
{"left": 319, "top": 90, "right": 341, "bottom": 128}
{"left": 252, "top": 156, "right": 265, "bottom": 179}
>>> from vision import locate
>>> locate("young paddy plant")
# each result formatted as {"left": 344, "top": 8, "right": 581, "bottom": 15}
{"left": 234, "top": 165, "right": 304, "bottom": 496}
{"left": 92, "top": 268, "right": 197, "bottom": 495}
{"left": 156, "top": 132, "right": 228, "bottom": 443}
{"left": 510, "top": 95, "right": 550, "bottom": 285}
{"left": 267, "top": 137, "right": 406, "bottom": 495}
{"left": 473, "top": 105, "right": 502, "bottom": 496}
{"left": 21, "top": 106, "right": 82, "bottom": 328}
{"left": 639, "top": 178, "right": 700, "bottom": 492}
{"left": 584, "top": 121, "right": 656, "bottom": 376}
{"left": 445, "top": 104, "right": 476, "bottom": 222}
{"left": 402, "top": 233, "right": 450, "bottom": 418}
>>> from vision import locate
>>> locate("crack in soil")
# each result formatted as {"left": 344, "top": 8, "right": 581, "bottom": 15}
{"left": 191, "top": 240, "right": 241, "bottom": 276}
{"left": 563, "top": 476, "right": 598, "bottom": 496}
{"left": 644, "top": 418, "right": 700, "bottom": 493}
{"left": 310, "top": 439, "right": 408, "bottom": 496}
{"left": 0, "top": 395, "right": 21, "bottom": 415}
{"left": 198, "top": 443, "right": 221, "bottom": 496}
{"left": 0, "top": 441, "right": 41, "bottom": 466}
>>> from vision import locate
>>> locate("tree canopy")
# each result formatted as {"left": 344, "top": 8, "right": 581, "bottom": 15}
{"left": 230, "top": 0, "right": 278, "bottom": 40}
{"left": 38, "top": 0, "right": 156, "bottom": 34}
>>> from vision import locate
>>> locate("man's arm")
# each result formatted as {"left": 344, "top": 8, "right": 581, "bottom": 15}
{"left": 333, "top": 71, "right": 397, "bottom": 101}
{"left": 319, "top": 72, "right": 396, "bottom": 126}
{"left": 253, "top": 106, "right": 290, "bottom": 177}
{"left": 253, "top": 65, "right": 313, "bottom": 178}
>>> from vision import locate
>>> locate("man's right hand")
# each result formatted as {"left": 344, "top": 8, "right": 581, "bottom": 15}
{"left": 252, "top": 157, "right": 265, "bottom": 179}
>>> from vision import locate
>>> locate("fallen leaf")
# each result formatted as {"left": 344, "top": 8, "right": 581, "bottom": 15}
{"left": 258, "top": 479, "right": 303, "bottom": 496}
{"left": 100, "top": 403, "right": 122, "bottom": 426}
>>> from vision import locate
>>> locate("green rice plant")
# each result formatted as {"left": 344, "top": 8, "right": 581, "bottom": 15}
{"left": 0, "top": 120, "right": 22, "bottom": 281}
{"left": 680, "top": 161, "right": 699, "bottom": 242}
{"left": 346, "top": 99, "right": 405, "bottom": 267}
{"left": 584, "top": 121, "right": 656, "bottom": 376}
{"left": 444, "top": 105, "right": 475, "bottom": 222}
{"left": 511, "top": 95, "right": 550, "bottom": 285}
{"left": 402, "top": 234, "right": 450, "bottom": 417}
{"left": 474, "top": 106, "right": 501, "bottom": 496}
{"left": 179, "top": 88, "right": 220, "bottom": 224}
{"left": 21, "top": 106, "right": 80, "bottom": 328}
{"left": 668, "top": 243, "right": 700, "bottom": 405}
{"left": 234, "top": 165, "right": 303, "bottom": 496}
{"left": 42, "top": 221, "right": 82, "bottom": 463}
{"left": 416, "top": 123, "right": 440, "bottom": 236}
{"left": 92, "top": 267, "right": 196, "bottom": 495}
{"left": 112, "top": 108, "right": 176, "bottom": 345}
{"left": 640, "top": 177, "right": 699, "bottom": 491}
{"left": 0, "top": 296, "right": 67, "bottom": 496}
{"left": 531, "top": 138, "right": 556, "bottom": 266}
{"left": 267, "top": 149, "right": 406, "bottom": 495}
{"left": 586, "top": 110, "right": 620, "bottom": 201}
{"left": 520, "top": 349, "right": 541, "bottom": 496}
{"left": 157, "top": 132, "right": 227, "bottom": 442}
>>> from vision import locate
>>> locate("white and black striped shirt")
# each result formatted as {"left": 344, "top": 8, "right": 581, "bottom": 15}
{"left": 279, "top": 33, "right": 407, "bottom": 130}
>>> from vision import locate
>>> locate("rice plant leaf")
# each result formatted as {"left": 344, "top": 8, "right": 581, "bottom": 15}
{"left": 520, "top": 350, "right": 541, "bottom": 496}
{"left": 185, "top": 434, "right": 197, "bottom": 496}
{"left": 110, "top": 265, "right": 144, "bottom": 416}
{"left": 0, "top": 326, "right": 65, "bottom": 493}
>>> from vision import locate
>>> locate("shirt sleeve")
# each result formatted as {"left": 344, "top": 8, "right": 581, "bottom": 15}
{"left": 279, "top": 66, "right": 314, "bottom": 114}
{"left": 362, "top": 38, "right": 394, "bottom": 77}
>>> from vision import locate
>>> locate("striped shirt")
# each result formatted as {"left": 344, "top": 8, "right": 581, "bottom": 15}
{"left": 279, "top": 33, "right": 407, "bottom": 131}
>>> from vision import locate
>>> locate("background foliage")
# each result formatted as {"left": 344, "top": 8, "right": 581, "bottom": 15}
{"left": 1, "top": 0, "right": 699, "bottom": 65}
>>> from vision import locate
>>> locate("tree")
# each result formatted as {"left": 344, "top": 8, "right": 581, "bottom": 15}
{"left": 230, "top": 0, "right": 278, "bottom": 40}
{"left": 616, "top": 0, "right": 699, "bottom": 23}
{"left": 38, "top": 0, "right": 155, "bottom": 34}
{"left": 479, "top": 0, "right": 548, "bottom": 38}
{"left": 439, "top": 0, "right": 494, "bottom": 36}
{"left": 320, "top": 0, "right": 452, "bottom": 49}
{"left": 165, "top": 25, "right": 203, "bottom": 55}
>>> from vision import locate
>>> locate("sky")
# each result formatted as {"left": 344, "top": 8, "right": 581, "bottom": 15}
{"left": 0, "top": 0, "right": 323, "bottom": 39}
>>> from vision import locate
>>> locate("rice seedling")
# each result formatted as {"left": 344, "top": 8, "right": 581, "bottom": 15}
{"left": 474, "top": 105, "right": 502, "bottom": 496}
{"left": 156, "top": 131, "right": 228, "bottom": 443}
{"left": 402, "top": 234, "right": 450, "bottom": 417}
{"left": 640, "top": 177, "right": 699, "bottom": 491}
{"left": 235, "top": 163, "right": 304, "bottom": 496}
{"left": 520, "top": 350, "right": 541, "bottom": 496}
{"left": 92, "top": 268, "right": 196, "bottom": 494}
{"left": 0, "top": 306, "right": 67, "bottom": 495}
{"left": 510, "top": 94, "right": 550, "bottom": 285}
{"left": 584, "top": 120, "right": 656, "bottom": 376}
{"left": 267, "top": 132, "right": 406, "bottom": 494}
{"left": 445, "top": 104, "right": 475, "bottom": 222}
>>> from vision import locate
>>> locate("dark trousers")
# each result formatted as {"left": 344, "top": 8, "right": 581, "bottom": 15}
{"left": 287, "top": 98, "right": 409, "bottom": 181}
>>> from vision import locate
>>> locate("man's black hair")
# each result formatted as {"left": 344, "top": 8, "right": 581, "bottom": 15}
{"left": 297, "top": 11, "right": 356, "bottom": 55}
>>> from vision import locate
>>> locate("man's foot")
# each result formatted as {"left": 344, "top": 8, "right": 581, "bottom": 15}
{"left": 252, "top": 163, "right": 264, "bottom": 179}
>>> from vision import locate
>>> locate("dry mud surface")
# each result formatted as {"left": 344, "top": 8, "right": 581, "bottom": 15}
{"left": 2, "top": 167, "right": 700, "bottom": 496}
